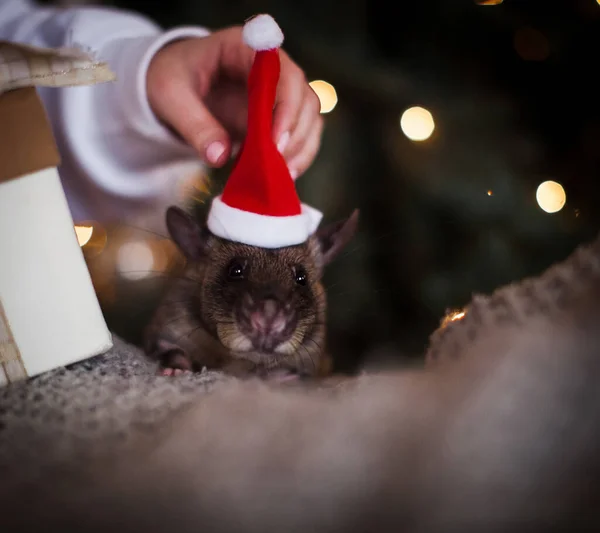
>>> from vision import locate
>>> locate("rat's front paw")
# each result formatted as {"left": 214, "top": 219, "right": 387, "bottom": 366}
{"left": 158, "top": 367, "right": 192, "bottom": 377}
{"left": 155, "top": 346, "right": 193, "bottom": 377}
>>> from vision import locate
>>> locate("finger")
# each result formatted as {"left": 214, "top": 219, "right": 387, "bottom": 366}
{"left": 271, "top": 53, "right": 306, "bottom": 151}
{"left": 203, "top": 80, "right": 248, "bottom": 141}
{"left": 281, "top": 84, "right": 322, "bottom": 162}
{"left": 156, "top": 79, "right": 231, "bottom": 167}
{"left": 287, "top": 115, "right": 324, "bottom": 179}
{"left": 217, "top": 26, "right": 256, "bottom": 80}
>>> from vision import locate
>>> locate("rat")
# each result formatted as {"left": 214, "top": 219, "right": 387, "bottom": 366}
{"left": 143, "top": 205, "right": 359, "bottom": 380}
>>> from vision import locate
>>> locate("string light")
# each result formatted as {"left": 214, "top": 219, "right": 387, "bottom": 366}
{"left": 400, "top": 106, "right": 435, "bottom": 142}
{"left": 309, "top": 80, "right": 338, "bottom": 113}
{"left": 487, "top": 190, "right": 493, "bottom": 196}
{"left": 440, "top": 308, "right": 467, "bottom": 329}
{"left": 536, "top": 180, "right": 566, "bottom": 214}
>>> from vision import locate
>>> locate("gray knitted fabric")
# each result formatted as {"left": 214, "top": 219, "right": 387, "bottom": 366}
{"left": 2, "top": 233, "right": 600, "bottom": 532}
{"left": 0, "top": 336, "right": 225, "bottom": 479}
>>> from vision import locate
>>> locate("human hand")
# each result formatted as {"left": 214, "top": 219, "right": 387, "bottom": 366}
{"left": 146, "top": 26, "right": 323, "bottom": 180}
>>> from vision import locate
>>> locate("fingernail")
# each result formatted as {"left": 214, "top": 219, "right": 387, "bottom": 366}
{"left": 277, "top": 131, "right": 290, "bottom": 153}
{"left": 206, "top": 141, "right": 226, "bottom": 164}
{"left": 290, "top": 168, "right": 298, "bottom": 180}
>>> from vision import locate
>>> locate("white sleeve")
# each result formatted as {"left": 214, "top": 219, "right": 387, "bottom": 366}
{"left": 0, "top": 0, "right": 211, "bottom": 226}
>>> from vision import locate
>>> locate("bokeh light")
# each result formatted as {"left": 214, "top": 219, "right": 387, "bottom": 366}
{"left": 117, "top": 241, "right": 155, "bottom": 281}
{"left": 475, "top": 0, "right": 503, "bottom": 5}
{"left": 440, "top": 308, "right": 467, "bottom": 328}
{"left": 536, "top": 180, "right": 566, "bottom": 214}
{"left": 74, "top": 225, "right": 93, "bottom": 247}
{"left": 309, "top": 80, "right": 338, "bottom": 113}
{"left": 400, "top": 106, "right": 435, "bottom": 141}
{"left": 74, "top": 220, "right": 108, "bottom": 258}
{"left": 514, "top": 27, "right": 550, "bottom": 61}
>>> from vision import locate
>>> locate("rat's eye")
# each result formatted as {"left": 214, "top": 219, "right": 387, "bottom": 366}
{"left": 227, "top": 260, "right": 246, "bottom": 280}
{"left": 294, "top": 266, "right": 308, "bottom": 286}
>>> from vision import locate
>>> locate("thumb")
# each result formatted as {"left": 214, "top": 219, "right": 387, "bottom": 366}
{"left": 152, "top": 81, "right": 231, "bottom": 167}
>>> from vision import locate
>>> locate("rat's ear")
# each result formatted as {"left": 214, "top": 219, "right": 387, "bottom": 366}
{"left": 165, "top": 206, "right": 210, "bottom": 261}
{"left": 315, "top": 209, "right": 359, "bottom": 267}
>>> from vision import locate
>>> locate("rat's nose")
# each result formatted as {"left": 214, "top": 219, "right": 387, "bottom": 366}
{"left": 250, "top": 299, "right": 286, "bottom": 336}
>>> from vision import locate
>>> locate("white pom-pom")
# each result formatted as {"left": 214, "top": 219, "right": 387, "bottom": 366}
{"left": 243, "top": 14, "right": 284, "bottom": 51}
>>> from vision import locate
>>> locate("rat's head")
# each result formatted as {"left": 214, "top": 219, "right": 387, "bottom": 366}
{"left": 165, "top": 206, "right": 358, "bottom": 364}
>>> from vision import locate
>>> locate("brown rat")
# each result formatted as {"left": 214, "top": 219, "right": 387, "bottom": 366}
{"left": 143, "top": 205, "right": 358, "bottom": 379}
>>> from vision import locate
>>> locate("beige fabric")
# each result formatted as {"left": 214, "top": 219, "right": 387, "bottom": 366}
{"left": 0, "top": 297, "right": 26, "bottom": 384}
{"left": 0, "top": 40, "right": 115, "bottom": 94}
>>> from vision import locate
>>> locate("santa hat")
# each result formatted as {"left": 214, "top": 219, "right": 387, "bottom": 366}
{"left": 206, "top": 14, "right": 323, "bottom": 249}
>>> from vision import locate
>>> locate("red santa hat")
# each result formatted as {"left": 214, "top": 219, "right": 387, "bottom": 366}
{"left": 206, "top": 14, "right": 323, "bottom": 249}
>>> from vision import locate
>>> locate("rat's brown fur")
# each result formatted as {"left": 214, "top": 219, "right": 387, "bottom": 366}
{"left": 143, "top": 206, "right": 358, "bottom": 378}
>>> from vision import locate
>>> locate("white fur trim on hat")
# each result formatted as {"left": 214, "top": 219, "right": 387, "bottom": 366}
{"left": 243, "top": 14, "right": 284, "bottom": 51}
{"left": 206, "top": 196, "right": 322, "bottom": 248}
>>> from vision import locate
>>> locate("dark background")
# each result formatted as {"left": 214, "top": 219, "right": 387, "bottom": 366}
{"left": 55, "top": 0, "right": 600, "bottom": 373}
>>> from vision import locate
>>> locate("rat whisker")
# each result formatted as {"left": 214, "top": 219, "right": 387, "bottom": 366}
{"left": 173, "top": 324, "right": 204, "bottom": 344}
{"left": 152, "top": 292, "right": 206, "bottom": 307}
{"left": 161, "top": 313, "right": 195, "bottom": 329}
{"left": 334, "top": 241, "right": 366, "bottom": 262}
{"left": 305, "top": 336, "right": 326, "bottom": 374}
{"left": 215, "top": 320, "right": 237, "bottom": 327}
{"left": 288, "top": 345, "right": 302, "bottom": 375}
{"left": 116, "top": 272, "right": 203, "bottom": 287}
{"left": 112, "top": 222, "right": 170, "bottom": 240}
{"left": 291, "top": 336, "right": 316, "bottom": 376}
{"left": 322, "top": 280, "right": 347, "bottom": 292}
{"left": 146, "top": 300, "right": 197, "bottom": 313}
{"left": 296, "top": 345, "right": 313, "bottom": 376}
{"left": 115, "top": 270, "right": 174, "bottom": 277}
{"left": 304, "top": 335, "right": 323, "bottom": 350}
{"left": 302, "top": 342, "right": 318, "bottom": 376}
{"left": 304, "top": 336, "right": 325, "bottom": 360}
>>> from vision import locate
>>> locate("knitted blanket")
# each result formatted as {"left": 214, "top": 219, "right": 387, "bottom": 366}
{"left": 2, "top": 233, "right": 600, "bottom": 533}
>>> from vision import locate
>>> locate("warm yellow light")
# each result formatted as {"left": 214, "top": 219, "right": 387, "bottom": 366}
{"left": 440, "top": 308, "right": 467, "bottom": 328}
{"left": 475, "top": 0, "right": 503, "bottom": 4}
{"left": 536, "top": 180, "right": 566, "bottom": 214}
{"left": 400, "top": 106, "right": 435, "bottom": 141}
{"left": 487, "top": 190, "right": 493, "bottom": 196}
{"left": 117, "top": 241, "right": 155, "bottom": 281}
{"left": 74, "top": 225, "right": 93, "bottom": 247}
{"left": 309, "top": 80, "right": 338, "bottom": 113}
